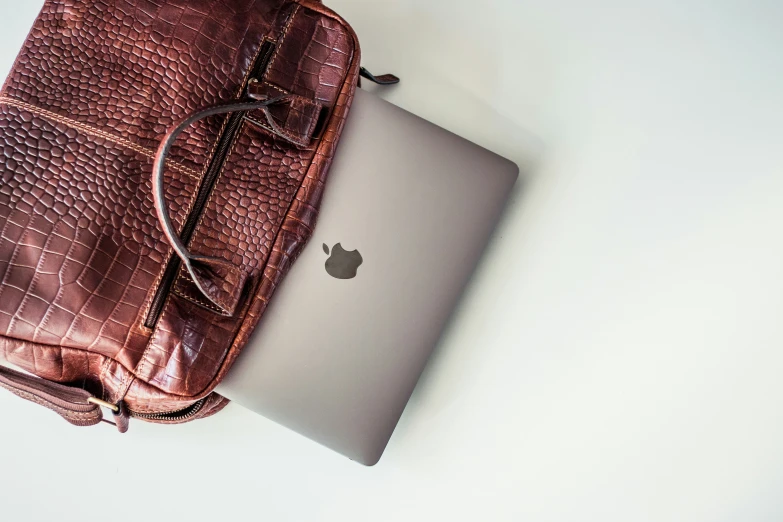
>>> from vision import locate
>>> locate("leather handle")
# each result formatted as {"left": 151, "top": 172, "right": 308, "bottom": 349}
{"left": 152, "top": 95, "right": 315, "bottom": 316}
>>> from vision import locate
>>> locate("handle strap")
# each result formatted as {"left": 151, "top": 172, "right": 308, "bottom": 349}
{"left": 0, "top": 364, "right": 128, "bottom": 432}
{"left": 152, "top": 92, "right": 321, "bottom": 316}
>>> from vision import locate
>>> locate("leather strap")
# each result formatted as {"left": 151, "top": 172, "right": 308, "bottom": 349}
{"left": 0, "top": 364, "right": 103, "bottom": 427}
{"left": 0, "top": 364, "right": 130, "bottom": 432}
{"left": 152, "top": 94, "right": 319, "bottom": 316}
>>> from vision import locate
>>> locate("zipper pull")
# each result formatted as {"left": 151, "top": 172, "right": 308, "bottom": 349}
{"left": 113, "top": 401, "right": 130, "bottom": 433}
{"left": 88, "top": 397, "right": 130, "bottom": 433}
{"left": 359, "top": 67, "right": 400, "bottom": 86}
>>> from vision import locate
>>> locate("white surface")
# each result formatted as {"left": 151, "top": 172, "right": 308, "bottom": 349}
{"left": 1, "top": 1, "right": 782, "bottom": 521}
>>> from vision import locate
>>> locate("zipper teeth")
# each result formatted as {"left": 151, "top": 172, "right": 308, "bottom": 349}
{"left": 144, "top": 40, "right": 276, "bottom": 328}
{"left": 130, "top": 397, "right": 206, "bottom": 421}
{"left": 249, "top": 40, "right": 276, "bottom": 80}
{"left": 143, "top": 113, "right": 244, "bottom": 327}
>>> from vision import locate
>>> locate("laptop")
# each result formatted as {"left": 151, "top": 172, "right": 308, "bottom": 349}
{"left": 217, "top": 88, "right": 518, "bottom": 465}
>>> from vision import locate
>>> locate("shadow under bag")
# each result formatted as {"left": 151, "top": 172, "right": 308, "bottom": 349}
{"left": 0, "top": 0, "right": 365, "bottom": 430}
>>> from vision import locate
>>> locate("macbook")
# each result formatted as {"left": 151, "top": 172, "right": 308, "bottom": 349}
{"left": 217, "top": 88, "right": 518, "bottom": 465}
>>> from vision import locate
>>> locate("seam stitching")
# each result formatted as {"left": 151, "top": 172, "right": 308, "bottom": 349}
{"left": 265, "top": 5, "right": 300, "bottom": 75}
{"left": 175, "top": 272, "right": 222, "bottom": 312}
{"left": 172, "top": 288, "right": 223, "bottom": 314}
{"left": 0, "top": 96, "right": 201, "bottom": 180}
{"left": 262, "top": 81, "right": 290, "bottom": 95}
{"left": 186, "top": 118, "right": 248, "bottom": 264}
{"left": 0, "top": 386, "right": 100, "bottom": 421}
{"left": 245, "top": 114, "right": 311, "bottom": 148}
{"left": 174, "top": 272, "right": 224, "bottom": 313}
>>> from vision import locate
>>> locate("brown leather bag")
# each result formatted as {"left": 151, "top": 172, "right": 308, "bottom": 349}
{"left": 0, "top": 0, "right": 393, "bottom": 431}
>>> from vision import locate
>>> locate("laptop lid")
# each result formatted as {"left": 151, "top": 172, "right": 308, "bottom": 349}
{"left": 217, "top": 88, "right": 518, "bottom": 465}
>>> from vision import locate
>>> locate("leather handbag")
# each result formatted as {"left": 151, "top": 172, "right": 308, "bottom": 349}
{"left": 0, "top": 0, "right": 394, "bottom": 431}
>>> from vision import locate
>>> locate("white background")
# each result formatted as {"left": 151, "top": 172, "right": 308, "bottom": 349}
{"left": 1, "top": 1, "right": 783, "bottom": 520}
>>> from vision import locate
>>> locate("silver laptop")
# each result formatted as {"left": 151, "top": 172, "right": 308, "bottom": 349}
{"left": 217, "top": 88, "right": 518, "bottom": 465}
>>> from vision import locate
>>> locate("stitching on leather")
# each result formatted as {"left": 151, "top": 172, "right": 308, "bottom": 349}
{"left": 239, "top": 37, "right": 276, "bottom": 95}
{"left": 20, "top": 393, "right": 97, "bottom": 420}
{"left": 255, "top": 81, "right": 320, "bottom": 145}
{"left": 262, "top": 81, "right": 290, "bottom": 95}
{"left": 189, "top": 39, "right": 268, "bottom": 190}
{"left": 172, "top": 289, "right": 223, "bottom": 314}
{"left": 173, "top": 272, "right": 223, "bottom": 312}
{"left": 150, "top": 36, "right": 282, "bottom": 317}
{"left": 289, "top": 16, "right": 322, "bottom": 100}
{"left": 244, "top": 116, "right": 279, "bottom": 139}
{"left": 304, "top": 102, "right": 320, "bottom": 142}
{"left": 98, "top": 357, "right": 110, "bottom": 401}
{"left": 138, "top": 136, "right": 250, "bottom": 395}
{"left": 244, "top": 116, "right": 275, "bottom": 133}
{"left": 265, "top": 5, "right": 300, "bottom": 75}
{"left": 0, "top": 97, "right": 201, "bottom": 181}
{"left": 185, "top": 119, "right": 248, "bottom": 265}
{"left": 139, "top": 252, "right": 179, "bottom": 333}
{"left": 173, "top": 272, "right": 222, "bottom": 312}
{"left": 116, "top": 374, "right": 135, "bottom": 404}
{"left": 135, "top": 296, "right": 169, "bottom": 384}
{"left": 116, "top": 358, "right": 133, "bottom": 403}
{"left": 190, "top": 37, "right": 276, "bottom": 192}
{"left": 245, "top": 113, "right": 311, "bottom": 148}
{"left": 1, "top": 385, "right": 100, "bottom": 421}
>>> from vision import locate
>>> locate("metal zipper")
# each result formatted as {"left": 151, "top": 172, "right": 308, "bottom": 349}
{"left": 129, "top": 397, "right": 207, "bottom": 422}
{"left": 144, "top": 40, "right": 277, "bottom": 328}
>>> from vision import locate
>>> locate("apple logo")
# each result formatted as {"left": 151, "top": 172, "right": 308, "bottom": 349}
{"left": 323, "top": 243, "right": 363, "bottom": 279}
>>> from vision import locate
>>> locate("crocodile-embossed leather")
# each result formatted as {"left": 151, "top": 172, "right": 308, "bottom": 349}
{"left": 0, "top": 0, "right": 360, "bottom": 426}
